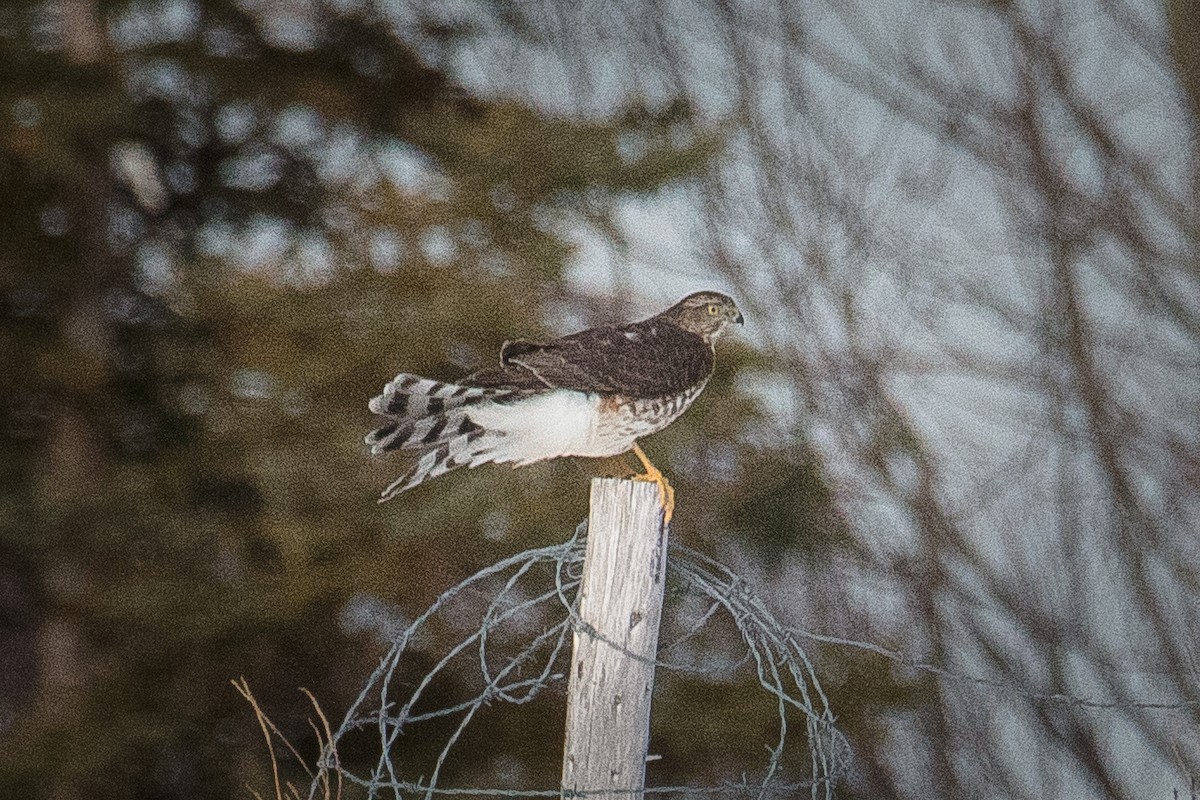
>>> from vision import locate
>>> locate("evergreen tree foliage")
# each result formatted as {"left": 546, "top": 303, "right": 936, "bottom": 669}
{"left": 0, "top": 2, "right": 844, "bottom": 797}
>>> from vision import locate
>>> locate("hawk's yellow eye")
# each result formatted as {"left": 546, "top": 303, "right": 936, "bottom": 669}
{"left": 707, "top": 304, "right": 719, "bottom": 315}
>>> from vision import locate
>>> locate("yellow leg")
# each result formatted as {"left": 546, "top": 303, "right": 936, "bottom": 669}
{"left": 629, "top": 442, "right": 675, "bottom": 524}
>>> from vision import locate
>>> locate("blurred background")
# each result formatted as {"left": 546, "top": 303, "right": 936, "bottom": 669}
{"left": 1, "top": 0, "right": 1198, "bottom": 797}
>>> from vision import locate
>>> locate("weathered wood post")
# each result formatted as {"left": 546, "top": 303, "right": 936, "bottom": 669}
{"left": 561, "top": 477, "right": 670, "bottom": 798}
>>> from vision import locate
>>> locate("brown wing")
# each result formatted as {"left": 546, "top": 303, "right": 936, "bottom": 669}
{"left": 466, "top": 320, "right": 713, "bottom": 398}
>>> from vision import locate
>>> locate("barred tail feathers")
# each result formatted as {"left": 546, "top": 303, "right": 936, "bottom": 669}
{"left": 367, "top": 373, "right": 491, "bottom": 423}
{"left": 367, "top": 374, "right": 598, "bottom": 501}
{"left": 365, "top": 373, "right": 517, "bottom": 455}
{"left": 377, "top": 425, "right": 494, "bottom": 502}
{"left": 365, "top": 408, "right": 484, "bottom": 455}
{"left": 367, "top": 373, "right": 516, "bottom": 500}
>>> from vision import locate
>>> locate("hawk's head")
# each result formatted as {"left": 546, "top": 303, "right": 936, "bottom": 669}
{"left": 661, "top": 291, "right": 744, "bottom": 342}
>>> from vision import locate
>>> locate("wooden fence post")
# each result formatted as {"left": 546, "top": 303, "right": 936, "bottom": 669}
{"left": 561, "top": 477, "right": 670, "bottom": 798}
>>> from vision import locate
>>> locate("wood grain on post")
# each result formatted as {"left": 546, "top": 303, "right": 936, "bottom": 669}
{"left": 561, "top": 477, "right": 670, "bottom": 799}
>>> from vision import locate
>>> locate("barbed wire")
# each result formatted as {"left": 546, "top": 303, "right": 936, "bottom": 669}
{"left": 308, "top": 520, "right": 849, "bottom": 800}
{"left": 292, "top": 517, "right": 1198, "bottom": 800}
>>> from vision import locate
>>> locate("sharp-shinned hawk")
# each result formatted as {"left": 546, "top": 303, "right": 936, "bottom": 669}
{"left": 365, "top": 291, "right": 743, "bottom": 520}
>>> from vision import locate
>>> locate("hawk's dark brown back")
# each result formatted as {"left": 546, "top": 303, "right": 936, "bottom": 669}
{"left": 467, "top": 317, "right": 714, "bottom": 398}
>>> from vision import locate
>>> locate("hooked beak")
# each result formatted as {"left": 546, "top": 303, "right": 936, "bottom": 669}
{"left": 734, "top": 311, "right": 744, "bottom": 325}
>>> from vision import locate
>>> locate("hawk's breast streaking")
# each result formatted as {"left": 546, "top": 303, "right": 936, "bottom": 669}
{"left": 365, "top": 291, "right": 743, "bottom": 515}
